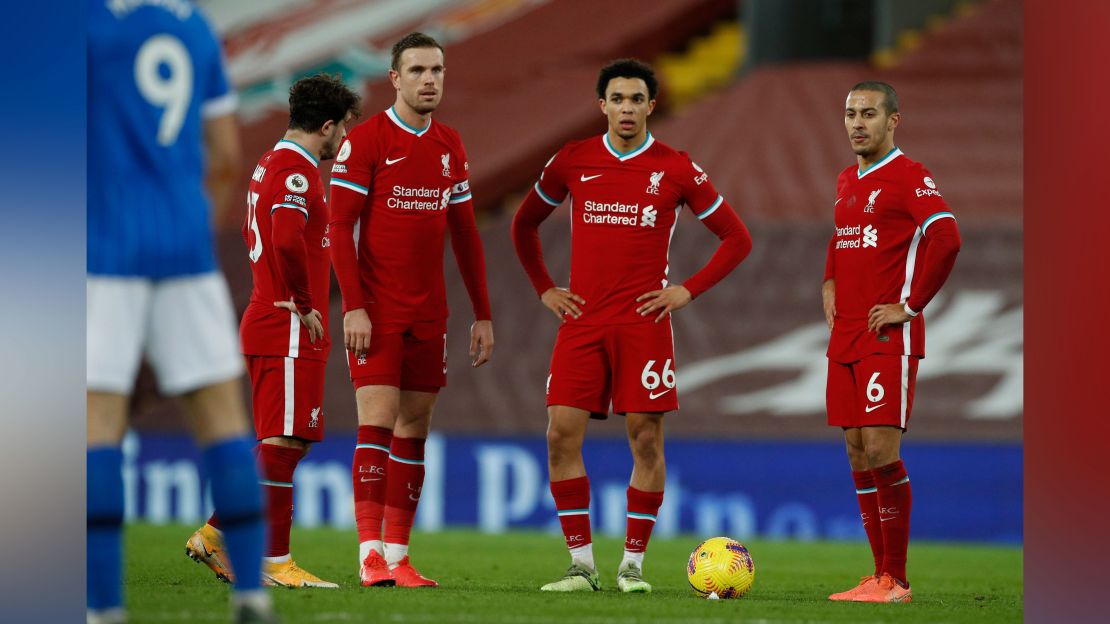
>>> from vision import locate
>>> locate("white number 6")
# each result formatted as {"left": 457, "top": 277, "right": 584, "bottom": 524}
{"left": 135, "top": 34, "right": 193, "bottom": 146}
{"left": 641, "top": 359, "right": 677, "bottom": 391}
{"left": 867, "top": 372, "right": 885, "bottom": 402}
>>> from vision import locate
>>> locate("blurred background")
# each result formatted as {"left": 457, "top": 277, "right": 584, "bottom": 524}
{"left": 125, "top": 0, "right": 1021, "bottom": 545}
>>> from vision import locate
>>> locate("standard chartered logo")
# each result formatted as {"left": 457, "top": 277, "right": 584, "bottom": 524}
{"left": 833, "top": 224, "right": 878, "bottom": 249}
{"left": 863, "top": 225, "right": 878, "bottom": 248}
{"left": 580, "top": 199, "right": 657, "bottom": 227}
{"left": 388, "top": 185, "right": 448, "bottom": 211}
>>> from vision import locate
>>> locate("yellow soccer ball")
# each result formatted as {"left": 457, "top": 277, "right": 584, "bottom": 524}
{"left": 686, "top": 536, "right": 755, "bottom": 599}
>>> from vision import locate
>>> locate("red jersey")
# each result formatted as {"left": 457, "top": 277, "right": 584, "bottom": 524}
{"left": 826, "top": 147, "right": 956, "bottom": 363}
{"left": 240, "top": 139, "right": 331, "bottom": 361}
{"left": 527, "top": 133, "right": 737, "bottom": 325}
{"left": 329, "top": 107, "right": 490, "bottom": 323}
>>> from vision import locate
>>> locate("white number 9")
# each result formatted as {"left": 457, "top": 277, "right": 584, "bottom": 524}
{"left": 134, "top": 34, "right": 193, "bottom": 146}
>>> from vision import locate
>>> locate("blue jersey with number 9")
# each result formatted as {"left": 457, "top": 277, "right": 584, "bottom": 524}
{"left": 88, "top": 0, "right": 236, "bottom": 278}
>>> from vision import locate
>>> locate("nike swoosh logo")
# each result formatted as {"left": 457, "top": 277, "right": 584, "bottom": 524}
{"left": 360, "top": 477, "right": 382, "bottom": 482}
{"left": 580, "top": 174, "right": 602, "bottom": 182}
{"left": 648, "top": 388, "right": 672, "bottom": 400}
{"left": 385, "top": 156, "right": 406, "bottom": 165}
{"left": 880, "top": 517, "right": 896, "bottom": 522}
{"left": 864, "top": 403, "right": 886, "bottom": 413}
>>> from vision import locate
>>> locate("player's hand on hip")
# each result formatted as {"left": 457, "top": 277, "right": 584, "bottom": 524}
{"left": 469, "top": 320, "right": 494, "bottom": 368}
{"left": 867, "top": 303, "right": 912, "bottom": 333}
{"left": 822, "top": 279, "right": 836, "bottom": 330}
{"left": 541, "top": 287, "right": 585, "bottom": 322}
{"left": 636, "top": 285, "right": 692, "bottom": 323}
{"left": 343, "top": 308, "right": 372, "bottom": 355}
{"left": 273, "top": 299, "right": 325, "bottom": 343}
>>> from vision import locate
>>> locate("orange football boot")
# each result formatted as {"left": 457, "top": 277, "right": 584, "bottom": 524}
{"left": 391, "top": 556, "right": 438, "bottom": 588}
{"left": 360, "top": 550, "right": 396, "bottom": 587}
{"left": 854, "top": 573, "right": 912, "bottom": 603}
{"left": 828, "top": 575, "right": 878, "bottom": 601}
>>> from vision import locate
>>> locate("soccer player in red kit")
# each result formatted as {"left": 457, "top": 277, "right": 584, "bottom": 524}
{"left": 328, "top": 33, "right": 494, "bottom": 588}
{"left": 823, "top": 82, "right": 961, "bottom": 603}
{"left": 186, "top": 74, "right": 360, "bottom": 589}
{"left": 512, "top": 59, "right": 752, "bottom": 593}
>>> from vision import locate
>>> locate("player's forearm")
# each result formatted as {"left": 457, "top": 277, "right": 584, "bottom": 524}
{"left": 683, "top": 203, "right": 753, "bottom": 299}
{"left": 447, "top": 202, "right": 493, "bottom": 321}
{"left": 204, "top": 114, "right": 241, "bottom": 226}
{"left": 511, "top": 190, "right": 558, "bottom": 296}
{"left": 327, "top": 193, "right": 368, "bottom": 313}
{"left": 905, "top": 219, "right": 961, "bottom": 314}
{"left": 271, "top": 209, "right": 312, "bottom": 313}
{"left": 823, "top": 235, "right": 836, "bottom": 282}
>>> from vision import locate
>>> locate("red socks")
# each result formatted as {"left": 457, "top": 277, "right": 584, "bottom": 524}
{"left": 383, "top": 436, "right": 426, "bottom": 545}
{"left": 353, "top": 426, "right": 392, "bottom": 544}
{"left": 205, "top": 443, "right": 304, "bottom": 558}
{"left": 625, "top": 487, "right": 663, "bottom": 554}
{"left": 257, "top": 443, "right": 304, "bottom": 557}
{"left": 873, "top": 460, "right": 912, "bottom": 586}
{"left": 852, "top": 470, "right": 884, "bottom": 576}
{"left": 551, "top": 476, "right": 592, "bottom": 551}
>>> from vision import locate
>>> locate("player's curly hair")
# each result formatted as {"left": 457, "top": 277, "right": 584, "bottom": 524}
{"left": 850, "top": 81, "right": 899, "bottom": 115}
{"left": 597, "top": 58, "right": 659, "bottom": 100}
{"left": 288, "top": 73, "right": 361, "bottom": 132}
{"left": 391, "top": 32, "right": 445, "bottom": 71}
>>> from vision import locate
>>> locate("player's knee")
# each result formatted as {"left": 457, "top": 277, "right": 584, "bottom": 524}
{"left": 546, "top": 425, "right": 580, "bottom": 458}
{"left": 845, "top": 441, "right": 867, "bottom": 466}
{"left": 630, "top": 435, "right": 663, "bottom": 468}
{"left": 864, "top": 445, "right": 896, "bottom": 469}
{"left": 628, "top": 424, "right": 663, "bottom": 463}
{"left": 395, "top": 410, "right": 432, "bottom": 437}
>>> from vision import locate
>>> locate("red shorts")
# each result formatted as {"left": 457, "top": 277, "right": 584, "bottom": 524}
{"left": 247, "top": 355, "right": 326, "bottom": 442}
{"left": 826, "top": 354, "right": 919, "bottom": 430}
{"left": 347, "top": 319, "right": 447, "bottom": 392}
{"left": 547, "top": 321, "right": 678, "bottom": 419}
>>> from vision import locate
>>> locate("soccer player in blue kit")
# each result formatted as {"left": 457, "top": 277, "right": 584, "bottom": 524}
{"left": 87, "top": 1, "right": 273, "bottom": 622}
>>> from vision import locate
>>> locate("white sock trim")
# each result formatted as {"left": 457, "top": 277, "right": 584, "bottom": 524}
{"left": 384, "top": 542, "right": 409, "bottom": 568}
{"left": 263, "top": 554, "right": 291, "bottom": 564}
{"left": 569, "top": 543, "right": 595, "bottom": 571}
{"left": 359, "top": 540, "right": 383, "bottom": 565}
{"left": 621, "top": 550, "right": 645, "bottom": 569}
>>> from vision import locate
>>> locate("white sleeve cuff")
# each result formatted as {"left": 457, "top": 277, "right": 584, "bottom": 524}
{"left": 903, "top": 303, "right": 919, "bottom": 317}
{"left": 202, "top": 92, "right": 239, "bottom": 118}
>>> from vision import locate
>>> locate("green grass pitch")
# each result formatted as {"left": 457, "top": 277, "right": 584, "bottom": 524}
{"left": 127, "top": 523, "right": 1022, "bottom": 623}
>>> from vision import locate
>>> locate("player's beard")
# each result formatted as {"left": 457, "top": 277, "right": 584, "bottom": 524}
{"left": 320, "top": 136, "right": 340, "bottom": 161}
{"left": 406, "top": 92, "right": 439, "bottom": 115}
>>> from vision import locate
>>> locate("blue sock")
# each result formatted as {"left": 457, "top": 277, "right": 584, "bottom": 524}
{"left": 87, "top": 447, "right": 124, "bottom": 612}
{"left": 203, "top": 437, "right": 264, "bottom": 592}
